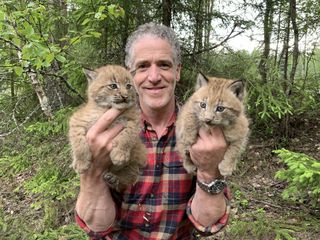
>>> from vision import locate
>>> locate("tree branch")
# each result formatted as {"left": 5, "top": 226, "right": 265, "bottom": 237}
{"left": 0, "top": 105, "right": 40, "bottom": 138}
{"left": 183, "top": 24, "right": 245, "bottom": 57}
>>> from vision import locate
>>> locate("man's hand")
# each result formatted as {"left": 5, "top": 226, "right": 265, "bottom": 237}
{"left": 189, "top": 127, "right": 227, "bottom": 181}
{"left": 84, "top": 108, "right": 124, "bottom": 177}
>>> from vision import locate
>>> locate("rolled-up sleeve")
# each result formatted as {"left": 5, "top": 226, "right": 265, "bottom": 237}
{"left": 186, "top": 187, "right": 231, "bottom": 236}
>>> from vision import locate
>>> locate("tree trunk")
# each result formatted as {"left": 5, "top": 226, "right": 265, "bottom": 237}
{"left": 289, "top": 0, "right": 299, "bottom": 89}
{"left": 162, "top": 0, "right": 172, "bottom": 26}
{"left": 203, "top": 0, "right": 214, "bottom": 49}
{"left": 28, "top": 71, "right": 53, "bottom": 119}
{"left": 192, "top": 0, "right": 204, "bottom": 57}
{"left": 259, "top": 0, "right": 274, "bottom": 84}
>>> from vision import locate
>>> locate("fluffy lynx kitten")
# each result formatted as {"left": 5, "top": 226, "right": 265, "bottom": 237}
{"left": 176, "top": 73, "right": 249, "bottom": 176}
{"left": 68, "top": 65, "right": 147, "bottom": 191}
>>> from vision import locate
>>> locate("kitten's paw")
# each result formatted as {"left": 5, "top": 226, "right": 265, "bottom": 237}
{"left": 218, "top": 161, "right": 234, "bottom": 176}
{"left": 110, "top": 149, "right": 130, "bottom": 165}
{"left": 183, "top": 160, "right": 197, "bottom": 174}
{"left": 73, "top": 160, "right": 91, "bottom": 173}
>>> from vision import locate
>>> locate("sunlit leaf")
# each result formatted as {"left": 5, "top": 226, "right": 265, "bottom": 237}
{"left": 14, "top": 66, "right": 23, "bottom": 76}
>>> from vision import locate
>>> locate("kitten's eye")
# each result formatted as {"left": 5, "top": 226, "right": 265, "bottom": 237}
{"left": 126, "top": 83, "right": 132, "bottom": 90}
{"left": 216, "top": 106, "right": 225, "bottom": 112}
{"left": 108, "top": 83, "right": 118, "bottom": 89}
{"left": 199, "top": 102, "right": 207, "bottom": 108}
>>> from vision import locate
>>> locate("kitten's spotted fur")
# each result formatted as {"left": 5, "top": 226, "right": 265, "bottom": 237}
{"left": 68, "top": 65, "right": 146, "bottom": 191}
{"left": 176, "top": 73, "right": 249, "bottom": 176}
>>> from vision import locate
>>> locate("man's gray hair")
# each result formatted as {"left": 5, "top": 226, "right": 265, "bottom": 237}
{"left": 125, "top": 22, "right": 181, "bottom": 68}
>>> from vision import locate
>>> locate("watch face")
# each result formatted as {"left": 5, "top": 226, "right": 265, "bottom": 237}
{"left": 209, "top": 180, "right": 226, "bottom": 193}
{"left": 197, "top": 179, "right": 226, "bottom": 194}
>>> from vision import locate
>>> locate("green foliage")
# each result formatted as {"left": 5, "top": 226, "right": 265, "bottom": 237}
{"left": 25, "top": 107, "right": 73, "bottom": 137}
{"left": 31, "top": 223, "right": 86, "bottom": 240}
{"left": 234, "top": 189, "right": 249, "bottom": 210}
{"left": 228, "top": 208, "right": 297, "bottom": 240}
{"left": 248, "top": 81, "right": 293, "bottom": 122}
{"left": 274, "top": 149, "right": 320, "bottom": 206}
{"left": 23, "top": 160, "right": 79, "bottom": 208}
{"left": 0, "top": 109, "right": 79, "bottom": 238}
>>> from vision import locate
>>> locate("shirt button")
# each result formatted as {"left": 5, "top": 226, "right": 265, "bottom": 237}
{"left": 150, "top": 193, "right": 154, "bottom": 198}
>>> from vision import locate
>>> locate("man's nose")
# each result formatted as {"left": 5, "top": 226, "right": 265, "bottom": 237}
{"left": 147, "top": 64, "right": 161, "bottom": 82}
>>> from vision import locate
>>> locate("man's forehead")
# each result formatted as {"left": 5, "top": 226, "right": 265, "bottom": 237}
{"left": 134, "top": 57, "right": 174, "bottom": 64}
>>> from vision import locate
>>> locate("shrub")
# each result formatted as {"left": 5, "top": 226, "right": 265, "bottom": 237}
{"left": 274, "top": 149, "right": 320, "bottom": 206}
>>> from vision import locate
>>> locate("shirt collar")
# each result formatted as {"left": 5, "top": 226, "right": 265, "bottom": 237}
{"left": 140, "top": 102, "right": 180, "bottom": 132}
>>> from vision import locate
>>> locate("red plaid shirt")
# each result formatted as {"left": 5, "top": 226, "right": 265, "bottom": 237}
{"left": 75, "top": 107, "right": 230, "bottom": 239}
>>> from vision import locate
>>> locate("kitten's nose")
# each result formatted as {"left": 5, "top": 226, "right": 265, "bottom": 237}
{"left": 204, "top": 117, "right": 213, "bottom": 124}
{"left": 121, "top": 95, "right": 128, "bottom": 102}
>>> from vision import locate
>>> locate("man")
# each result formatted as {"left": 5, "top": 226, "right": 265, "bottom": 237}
{"left": 75, "top": 22, "right": 230, "bottom": 239}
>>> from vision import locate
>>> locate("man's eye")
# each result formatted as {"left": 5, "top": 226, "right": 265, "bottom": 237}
{"left": 108, "top": 83, "right": 118, "bottom": 89}
{"left": 160, "top": 63, "right": 170, "bottom": 69}
{"left": 137, "top": 64, "right": 148, "bottom": 71}
{"left": 200, "top": 102, "right": 206, "bottom": 108}
{"left": 216, "top": 106, "right": 225, "bottom": 112}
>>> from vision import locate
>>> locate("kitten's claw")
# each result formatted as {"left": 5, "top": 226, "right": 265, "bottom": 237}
{"left": 104, "top": 172, "right": 120, "bottom": 189}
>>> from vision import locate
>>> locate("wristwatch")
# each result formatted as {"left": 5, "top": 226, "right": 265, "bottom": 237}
{"left": 197, "top": 178, "right": 227, "bottom": 194}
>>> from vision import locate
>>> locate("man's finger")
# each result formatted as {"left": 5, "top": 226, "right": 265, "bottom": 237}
{"left": 208, "top": 126, "right": 225, "bottom": 138}
{"left": 88, "top": 108, "right": 122, "bottom": 136}
{"left": 100, "top": 123, "right": 124, "bottom": 151}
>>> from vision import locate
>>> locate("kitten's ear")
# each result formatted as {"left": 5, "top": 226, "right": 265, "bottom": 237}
{"left": 83, "top": 68, "right": 98, "bottom": 84}
{"left": 195, "top": 72, "right": 209, "bottom": 90}
{"left": 229, "top": 80, "right": 245, "bottom": 101}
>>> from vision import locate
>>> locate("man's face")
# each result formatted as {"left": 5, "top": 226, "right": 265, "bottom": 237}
{"left": 129, "top": 36, "right": 181, "bottom": 113}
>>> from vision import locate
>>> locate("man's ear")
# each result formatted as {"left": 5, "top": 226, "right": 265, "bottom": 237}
{"left": 83, "top": 68, "right": 97, "bottom": 84}
{"left": 175, "top": 64, "right": 181, "bottom": 82}
{"left": 195, "top": 72, "right": 209, "bottom": 90}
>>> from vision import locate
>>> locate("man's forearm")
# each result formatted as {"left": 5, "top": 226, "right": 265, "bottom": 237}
{"left": 76, "top": 174, "right": 116, "bottom": 232}
{"left": 191, "top": 170, "right": 227, "bottom": 226}
{"left": 191, "top": 184, "right": 226, "bottom": 226}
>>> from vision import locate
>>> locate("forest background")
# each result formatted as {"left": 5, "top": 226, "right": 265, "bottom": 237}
{"left": 0, "top": 0, "right": 319, "bottom": 239}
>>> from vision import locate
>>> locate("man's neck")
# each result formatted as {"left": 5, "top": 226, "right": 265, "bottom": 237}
{"left": 141, "top": 101, "right": 176, "bottom": 137}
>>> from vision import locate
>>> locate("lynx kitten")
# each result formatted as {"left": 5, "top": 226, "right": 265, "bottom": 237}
{"left": 68, "top": 65, "right": 147, "bottom": 191}
{"left": 176, "top": 73, "right": 249, "bottom": 176}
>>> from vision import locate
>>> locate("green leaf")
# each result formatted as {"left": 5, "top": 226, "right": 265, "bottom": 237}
{"left": 81, "top": 18, "right": 91, "bottom": 26}
{"left": 14, "top": 66, "right": 23, "bottom": 76}
{"left": 12, "top": 37, "right": 21, "bottom": 46}
{"left": 56, "top": 55, "right": 66, "bottom": 63}
{"left": 70, "top": 37, "right": 81, "bottom": 45}
{"left": 45, "top": 53, "right": 55, "bottom": 65}
{"left": 90, "top": 31, "right": 101, "bottom": 38}
{"left": 22, "top": 22, "right": 35, "bottom": 36}
{"left": 108, "top": 4, "right": 116, "bottom": 15}
{"left": 98, "top": 6, "right": 106, "bottom": 12}
{"left": 0, "top": 10, "right": 5, "bottom": 21}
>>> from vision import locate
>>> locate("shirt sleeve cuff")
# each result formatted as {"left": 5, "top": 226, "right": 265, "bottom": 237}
{"left": 75, "top": 210, "right": 114, "bottom": 240}
{"left": 186, "top": 187, "right": 231, "bottom": 236}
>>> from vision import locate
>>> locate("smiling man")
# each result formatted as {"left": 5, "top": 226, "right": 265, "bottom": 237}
{"left": 75, "top": 22, "right": 231, "bottom": 240}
